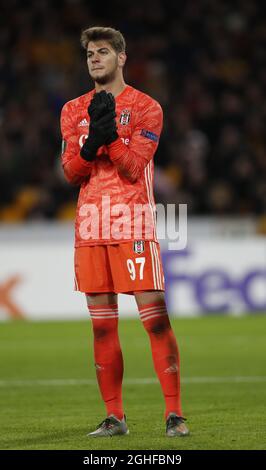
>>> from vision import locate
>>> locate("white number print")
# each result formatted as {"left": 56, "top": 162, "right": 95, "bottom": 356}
{"left": 127, "top": 257, "right": 146, "bottom": 281}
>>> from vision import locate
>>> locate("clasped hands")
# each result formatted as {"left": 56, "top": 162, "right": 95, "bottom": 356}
{"left": 80, "top": 91, "right": 118, "bottom": 161}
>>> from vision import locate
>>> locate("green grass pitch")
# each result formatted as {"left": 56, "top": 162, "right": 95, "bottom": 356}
{"left": 0, "top": 314, "right": 265, "bottom": 450}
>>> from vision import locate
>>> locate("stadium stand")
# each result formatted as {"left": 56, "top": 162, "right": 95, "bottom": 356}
{"left": 0, "top": 0, "right": 265, "bottom": 222}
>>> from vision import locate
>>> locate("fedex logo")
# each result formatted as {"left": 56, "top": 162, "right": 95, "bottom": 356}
{"left": 162, "top": 249, "right": 266, "bottom": 313}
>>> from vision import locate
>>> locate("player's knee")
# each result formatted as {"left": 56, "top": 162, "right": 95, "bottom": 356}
{"left": 151, "top": 321, "right": 170, "bottom": 335}
{"left": 92, "top": 320, "right": 116, "bottom": 340}
{"left": 143, "top": 318, "right": 170, "bottom": 336}
{"left": 93, "top": 326, "right": 108, "bottom": 340}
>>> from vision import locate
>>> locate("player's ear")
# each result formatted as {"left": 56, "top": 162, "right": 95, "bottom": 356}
{"left": 118, "top": 52, "right": 127, "bottom": 68}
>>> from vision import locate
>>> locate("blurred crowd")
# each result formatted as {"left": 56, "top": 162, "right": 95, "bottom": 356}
{"left": 1, "top": 0, "right": 266, "bottom": 222}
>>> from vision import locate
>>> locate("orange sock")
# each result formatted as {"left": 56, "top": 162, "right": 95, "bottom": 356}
{"left": 88, "top": 304, "right": 124, "bottom": 420}
{"left": 139, "top": 301, "right": 183, "bottom": 419}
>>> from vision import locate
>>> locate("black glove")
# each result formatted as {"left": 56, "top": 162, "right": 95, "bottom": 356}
{"left": 88, "top": 90, "right": 118, "bottom": 145}
{"left": 88, "top": 90, "right": 116, "bottom": 121}
{"left": 80, "top": 111, "right": 117, "bottom": 161}
{"left": 89, "top": 90, "right": 118, "bottom": 144}
{"left": 80, "top": 91, "right": 119, "bottom": 161}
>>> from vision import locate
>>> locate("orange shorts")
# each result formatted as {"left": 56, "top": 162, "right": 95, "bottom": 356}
{"left": 74, "top": 241, "right": 165, "bottom": 294}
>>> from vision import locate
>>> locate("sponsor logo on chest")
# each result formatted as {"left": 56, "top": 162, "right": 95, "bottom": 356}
{"left": 78, "top": 118, "right": 89, "bottom": 127}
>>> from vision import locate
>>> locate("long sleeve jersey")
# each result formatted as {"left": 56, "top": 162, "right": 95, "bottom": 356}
{"left": 60, "top": 85, "right": 163, "bottom": 246}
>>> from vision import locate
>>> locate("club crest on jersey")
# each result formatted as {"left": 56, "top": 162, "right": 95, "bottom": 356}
{"left": 133, "top": 240, "right": 145, "bottom": 254}
{"left": 120, "top": 109, "right": 131, "bottom": 126}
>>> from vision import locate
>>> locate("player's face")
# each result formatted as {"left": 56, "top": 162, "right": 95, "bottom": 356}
{"left": 87, "top": 41, "right": 121, "bottom": 85}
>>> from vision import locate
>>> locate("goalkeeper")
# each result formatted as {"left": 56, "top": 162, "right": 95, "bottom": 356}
{"left": 60, "top": 26, "right": 189, "bottom": 438}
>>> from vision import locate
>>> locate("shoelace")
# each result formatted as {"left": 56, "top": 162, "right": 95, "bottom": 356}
{"left": 167, "top": 416, "right": 187, "bottom": 428}
{"left": 98, "top": 417, "right": 114, "bottom": 429}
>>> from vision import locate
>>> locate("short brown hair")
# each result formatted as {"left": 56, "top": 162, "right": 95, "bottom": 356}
{"left": 80, "top": 26, "right": 126, "bottom": 53}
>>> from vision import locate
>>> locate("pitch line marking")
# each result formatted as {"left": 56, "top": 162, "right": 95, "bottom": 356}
{"left": 0, "top": 376, "right": 266, "bottom": 387}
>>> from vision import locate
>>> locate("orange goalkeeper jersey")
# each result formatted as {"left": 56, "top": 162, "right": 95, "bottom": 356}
{"left": 60, "top": 85, "right": 163, "bottom": 246}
